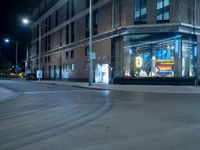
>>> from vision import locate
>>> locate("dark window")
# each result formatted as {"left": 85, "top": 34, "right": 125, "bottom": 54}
{"left": 157, "top": 0, "right": 170, "bottom": 22}
{"left": 86, "top": 0, "right": 98, "bottom": 8}
{"left": 86, "top": 0, "right": 89, "bottom": 8}
{"left": 71, "top": 0, "right": 75, "bottom": 17}
{"left": 85, "top": 10, "right": 98, "bottom": 37}
{"left": 36, "top": 59, "right": 38, "bottom": 65}
{"left": 37, "top": 25, "right": 39, "bottom": 37}
{"left": 45, "top": 36, "right": 48, "bottom": 51}
{"left": 93, "top": 9, "right": 98, "bottom": 35}
{"left": 85, "top": 47, "right": 89, "bottom": 56}
{"left": 66, "top": 51, "right": 69, "bottom": 59}
{"left": 134, "top": 0, "right": 147, "bottom": 24}
{"left": 45, "top": 57, "right": 47, "bottom": 63}
{"left": 48, "top": 56, "right": 50, "bottom": 63}
{"left": 48, "top": 15, "right": 51, "bottom": 31}
{"left": 48, "top": 65, "right": 51, "bottom": 78}
{"left": 71, "top": 22, "right": 75, "bottom": 43}
{"left": 48, "top": 35, "right": 51, "bottom": 51}
{"left": 55, "top": 10, "right": 58, "bottom": 26}
{"left": 36, "top": 41, "right": 39, "bottom": 54}
{"left": 85, "top": 14, "right": 89, "bottom": 38}
{"left": 66, "top": 25, "right": 69, "bottom": 45}
{"left": 66, "top": 1, "right": 69, "bottom": 20}
{"left": 93, "top": 0, "right": 98, "bottom": 4}
{"left": 45, "top": 18, "right": 48, "bottom": 32}
{"left": 59, "top": 29, "right": 62, "bottom": 47}
{"left": 71, "top": 50, "right": 74, "bottom": 59}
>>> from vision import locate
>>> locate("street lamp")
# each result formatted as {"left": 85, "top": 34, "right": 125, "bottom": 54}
{"left": 4, "top": 38, "right": 19, "bottom": 75}
{"left": 22, "top": 18, "right": 43, "bottom": 81}
{"left": 89, "top": 0, "right": 94, "bottom": 86}
{"left": 22, "top": 18, "right": 30, "bottom": 25}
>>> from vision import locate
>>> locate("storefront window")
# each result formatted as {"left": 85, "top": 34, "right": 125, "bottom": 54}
{"left": 130, "top": 41, "right": 176, "bottom": 77}
{"left": 123, "top": 34, "right": 197, "bottom": 78}
{"left": 182, "top": 38, "right": 197, "bottom": 77}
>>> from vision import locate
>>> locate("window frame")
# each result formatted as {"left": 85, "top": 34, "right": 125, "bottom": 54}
{"left": 156, "top": 0, "right": 170, "bottom": 23}
{"left": 134, "top": 0, "right": 147, "bottom": 24}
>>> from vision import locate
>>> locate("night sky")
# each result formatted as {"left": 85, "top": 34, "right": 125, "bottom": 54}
{"left": 0, "top": 0, "right": 39, "bottom": 71}
{"left": 0, "top": 0, "right": 36, "bottom": 41}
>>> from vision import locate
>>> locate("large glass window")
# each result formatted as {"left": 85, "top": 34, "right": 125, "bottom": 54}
{"left": 134, "top": 0, "right": 147, "bottom": 24}
{"left": 182, "top": 37, "right": 197, "bottom": 77}
{"left": 129, "top": 41, "right": 176, "bottom": 78}
{"left": 122, "top": 34, "right": 197, "bottom": 78}
{"left": 157, "top": 0, "right": 170, "bottom": 22}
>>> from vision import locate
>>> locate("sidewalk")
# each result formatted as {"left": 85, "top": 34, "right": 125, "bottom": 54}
{"left": 39, "top": 80, "right": 200, "bottom": 94}
{"left": 0, "top": 87, "right": 15, "bottom": 102}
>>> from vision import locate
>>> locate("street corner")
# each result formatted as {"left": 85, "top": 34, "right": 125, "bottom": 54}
{"left": 0, "top": 87, "right": 16, "bottom": 102}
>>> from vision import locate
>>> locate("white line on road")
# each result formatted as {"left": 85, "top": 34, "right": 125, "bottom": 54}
{"left": 23, "top": 90, "right": 98, "bottom": 94}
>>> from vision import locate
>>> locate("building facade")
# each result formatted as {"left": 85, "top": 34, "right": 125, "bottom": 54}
{"left": 29, "top": 0, "right": 200, "bottom": 83}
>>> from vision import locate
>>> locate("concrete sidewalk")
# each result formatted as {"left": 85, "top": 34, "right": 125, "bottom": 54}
{"left": 39, "top": 80, "right": 200, "bottom": 94}
{"left": 0, "top": 87, "right": 15, "bottom": 102}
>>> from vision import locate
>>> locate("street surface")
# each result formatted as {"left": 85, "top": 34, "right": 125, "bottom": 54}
{"left": 1, "top": 80, "right": 200, "bottom": 150}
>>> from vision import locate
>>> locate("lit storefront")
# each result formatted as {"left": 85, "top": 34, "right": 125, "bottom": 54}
{"left": 95, "top": 64, "right": 109, "bottom": 84}
{"left": 121, "top": 33, "right": 197, "bottom": 79}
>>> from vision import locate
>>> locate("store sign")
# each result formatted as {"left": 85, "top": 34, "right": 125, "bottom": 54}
{"left": 135, "top": 56, "right": 143, "bottom": 68}
{"left": 156, "top": 60, "right": 175, "bottom": 77}
{"left": 89, "top": 52, "right": 96, "bottom": 60}
{"left": 156, "top": 60, "right": 175, "bottom": 65}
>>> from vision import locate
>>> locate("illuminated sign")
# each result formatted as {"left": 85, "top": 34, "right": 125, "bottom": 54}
{"left": 156, "top": 60, "right": 175, "bottom": 77}
{"left": 156, "top": 60, "right": 175, "bottom": 65}
{"left": 135, "top": 56, "right": 143, "bottom": 68}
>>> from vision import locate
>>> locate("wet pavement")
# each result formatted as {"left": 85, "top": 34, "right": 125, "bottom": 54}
{"left": 1, "top": 79, "right": 200, "bottom": 150}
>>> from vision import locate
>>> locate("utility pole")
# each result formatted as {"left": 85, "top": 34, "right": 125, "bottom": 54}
{"left": 89, "top": 0, "right": 93, "bottom": 86}
{"left": 38, "top": 24, "right": 42, "bottom": 81}
{"left": 15, "top": 41, "right": 18, "bottom": 75}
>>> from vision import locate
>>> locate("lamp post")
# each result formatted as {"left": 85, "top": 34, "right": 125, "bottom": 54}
{"left": 4, "top": 38, "right": 19, "bottom": 75}
{"left": 38, "top": 23, "right": 42, "bottom": 81}
{"left": 22, "top": 18, "right": 43, "bottom": 81}
{"left": 22, "top": 18, "right": 31, "bottom": 78}
{"left": 89, "top": 0, "right": 93, "bottom": 86}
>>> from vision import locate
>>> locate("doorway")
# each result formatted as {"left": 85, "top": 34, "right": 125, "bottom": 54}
{"left": 95, "top": 64, "right": 109, "bottom": 84}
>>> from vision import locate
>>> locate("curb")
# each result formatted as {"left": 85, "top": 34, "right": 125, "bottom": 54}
{"left": 0, "top": 87, "right": 20, "bottom": 104}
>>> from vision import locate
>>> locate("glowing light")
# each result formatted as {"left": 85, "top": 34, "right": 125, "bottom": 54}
{"left": 135, "top": 56, "right": 143, "bottom": 68}
{"left": 22, "top": 18, "right": 30, "bottom": 25}
{"left": 4, "top": 38, "right": 10, "bottom": 43}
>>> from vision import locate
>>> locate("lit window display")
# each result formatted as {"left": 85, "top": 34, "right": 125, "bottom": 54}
{"left": 123, "top": 34, "right": 197, "bottom": 78}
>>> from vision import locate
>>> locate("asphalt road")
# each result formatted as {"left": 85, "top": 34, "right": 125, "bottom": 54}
{"left": 1, "top": 80, "right": 200, "bottom": 150}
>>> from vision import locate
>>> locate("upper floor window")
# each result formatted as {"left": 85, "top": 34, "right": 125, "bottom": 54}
{"left": 86, "top": 0, "right": 98, "bottom": 8}
{"left": 86, "top": 0, "right": 89, "bottom": 8}
{"left": 71, "top": 0, "right": 75, "bottom": 17}
{"left": 71, "top": 22, "right": 75, "bottom": 43}
{"left": 85, "top": 47, "right": 89, "bottom": 56}
{"left": 85, "top": 14, "right": 89, "bottom": 38}
{"left": 66, "top": 1, "right": 69, "bottom": 20}
{"left": 93, "top": 10, "right": 98, "bottom": 35}
{"left": 85, "top": 10, "right": 98, "bottom": 37}
{"left": 66, "top": 25, "right": 69, "bottom": 45}
{"left": 55, "top": 10, "right": 58, "bottom": 26}
{"left": 66, "top": 51, "right": 69, "bottom": 59}
{"left": 157, "top": 0, "right": 170, "bottom": 22}
{"left": 48, "top": 56, "right": 51, "bottom": 63}
{"left": 71, "top": 50, "right": 74, "bottom": 59}
{"left": 134, "top": 0, "right": 147, "bottom": 24}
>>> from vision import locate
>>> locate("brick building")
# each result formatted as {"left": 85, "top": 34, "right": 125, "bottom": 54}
{"left": 29, "top": 0, "right": 200, "bottom": 84}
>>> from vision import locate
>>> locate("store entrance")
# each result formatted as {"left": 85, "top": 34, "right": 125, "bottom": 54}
{"left": 95, "top": 64, "right": 109, "bottom": 84}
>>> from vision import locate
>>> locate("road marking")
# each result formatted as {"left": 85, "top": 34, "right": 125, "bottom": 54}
{"left": 23, "top": 90, "right": 98, "bottom": 94}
